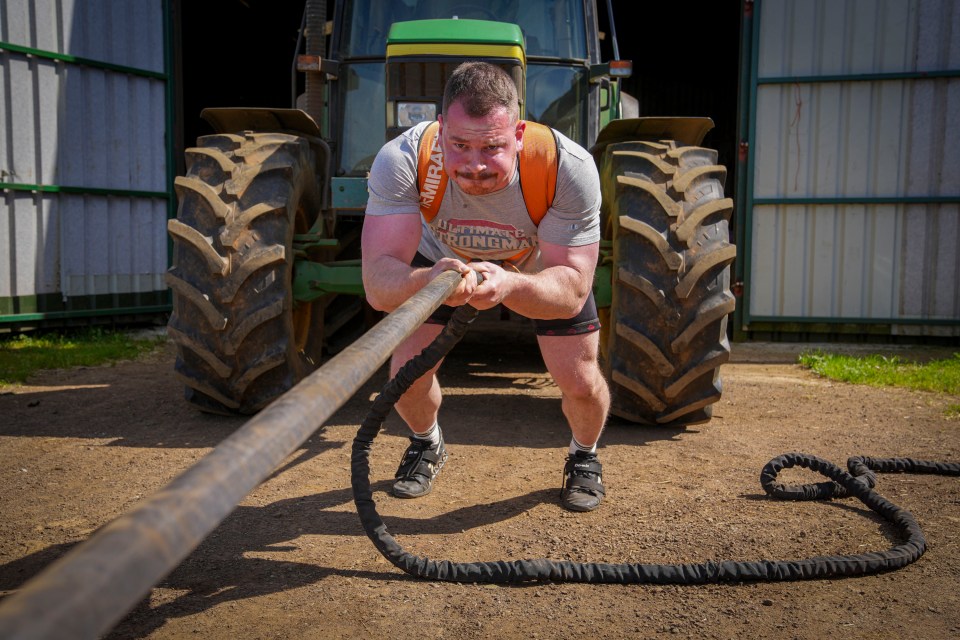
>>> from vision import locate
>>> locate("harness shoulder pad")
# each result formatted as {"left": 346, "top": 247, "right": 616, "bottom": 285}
{"left": 416, "top": 121, "right": 446, "bottom": 223}
{"left": 518, "top": 121, "right": 559, "bottom": 226}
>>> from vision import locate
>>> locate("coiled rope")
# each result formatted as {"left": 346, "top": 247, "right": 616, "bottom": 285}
{"left": 351, "top": 303, "right": 959, "bottom": 584}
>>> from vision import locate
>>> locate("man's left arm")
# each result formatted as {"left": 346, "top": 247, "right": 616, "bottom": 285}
{"left": 470, "top": 239, "right": 598, "bottom": 319}
{"left": 470, "top": 131, "right": 601, "bottom": 317}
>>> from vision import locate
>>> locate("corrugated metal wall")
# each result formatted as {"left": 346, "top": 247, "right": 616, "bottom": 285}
{"left": 0, "top": 0, "right": 171, "bottom": 325}
{"left": 742, "top": 0, "right": 960, "bottom": 337}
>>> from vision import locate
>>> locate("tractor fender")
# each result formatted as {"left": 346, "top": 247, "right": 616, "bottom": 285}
{"left": 200, "top": 108, "right": 331, "bottom": 211}
{"left": 201, "top": 107, "right": 322, "bottom": 138}
{"left": 591, "top": 117, "right": 715, "bottom": 160}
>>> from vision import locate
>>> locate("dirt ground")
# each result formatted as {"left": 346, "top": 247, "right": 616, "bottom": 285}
{"left": 1, "top": 332, "right": 958, "bottom": 639}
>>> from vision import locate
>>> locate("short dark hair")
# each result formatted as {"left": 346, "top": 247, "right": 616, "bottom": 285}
{"left": 442, "top": 61, "right": 519, "bottom": 120}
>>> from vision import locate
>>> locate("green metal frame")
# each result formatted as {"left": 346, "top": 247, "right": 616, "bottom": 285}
{"left": 163, "top": 0, "right": 178, "bottom": 260}
{"left": 732, "top": 0, "right": 754, "bottom": 341}
{"left": 0, "top": 41, "right": 167, "bottom": 80}
{"left": 734, "top": 0, "right": 960, "bottom": 338}
{"left": 745, "top": 314, "right": 960, "bottom": 327}
{"left": 592, "top": 240, "right": 613, "bottom": 309}
{"left": 331, "top": 176, "right": 369, "bottom": 209}
{"left": 293, "top": 260, "right": 365, "bottom": 300}
{"left": 0, "top": 307, "right": 172, "bottom": 326}
{"left": 1, "top": 183, "right": 168, "bottom": 199}
{"left": 752, "top": 196, "right": 960, "bottom": 206}
{"left": 0, "top": 291, "right": 171, "bottom": 326}
{"left": 758, "top": 69, "right": 960, "bottom": 85}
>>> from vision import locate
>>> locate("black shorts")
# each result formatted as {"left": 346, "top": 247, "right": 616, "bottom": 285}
{"left": 412, "top": 253, "right": 601, "bottom": 336}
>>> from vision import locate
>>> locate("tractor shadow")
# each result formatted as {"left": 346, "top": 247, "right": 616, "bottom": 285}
{"left": 0, "top": 331, "right": 689, "bottom": 452}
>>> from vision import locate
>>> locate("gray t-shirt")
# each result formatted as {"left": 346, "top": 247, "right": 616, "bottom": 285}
{"left": 365, "top": 121, "right": 601, "bottom": 272}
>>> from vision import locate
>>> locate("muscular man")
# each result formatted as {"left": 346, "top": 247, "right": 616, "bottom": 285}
{"left": 361, "top": 61, "right": 610, "bottom": 512}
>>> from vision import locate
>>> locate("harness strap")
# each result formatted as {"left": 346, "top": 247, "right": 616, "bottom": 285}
{"left": 417, "top": 122, "right": 448, "bottom": 223}
{"left": 517, "top": 121, "right": 559, "bottom": 226}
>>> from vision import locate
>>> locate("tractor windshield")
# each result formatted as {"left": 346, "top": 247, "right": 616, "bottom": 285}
{"left": 339, "top": 0, "right": 587, "bottom": 60}
{"left": 335, "top": 0, "right": 591, "bottom": 175}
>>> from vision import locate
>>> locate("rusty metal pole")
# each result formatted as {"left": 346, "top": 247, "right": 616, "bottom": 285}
{"left": 0, "top": 270, "right": 465, "bottom": 640}
{"left": 303, "top": 0, "right": 327, "bottom": 126}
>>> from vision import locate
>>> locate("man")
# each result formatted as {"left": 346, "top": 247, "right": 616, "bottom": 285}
{"left": 361, "top": 61, "right": 610, "bottom": 512}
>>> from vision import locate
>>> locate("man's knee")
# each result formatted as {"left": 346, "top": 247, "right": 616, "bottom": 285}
{"left": 554, "top": 361, "right": 608, "bottom": 401}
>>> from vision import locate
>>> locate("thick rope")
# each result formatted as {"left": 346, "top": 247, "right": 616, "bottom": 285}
{"left": 351, "top": 303, "right": 959, "bottom": 584}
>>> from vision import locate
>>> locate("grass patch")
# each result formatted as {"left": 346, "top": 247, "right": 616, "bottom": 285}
{"left": 798, "top": 351, "right": 960, "bottom": 395}
{"left": 0, "top": 328, "right": 165, "bottom": 385}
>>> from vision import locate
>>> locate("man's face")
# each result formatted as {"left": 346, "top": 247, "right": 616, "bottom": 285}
{"left": 438, "top": 100, "right": 525, "bottom": 196}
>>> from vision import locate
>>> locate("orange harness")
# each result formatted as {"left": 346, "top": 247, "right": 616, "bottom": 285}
{"left": 416, "top": 120, "right": 559, "bottom": 263}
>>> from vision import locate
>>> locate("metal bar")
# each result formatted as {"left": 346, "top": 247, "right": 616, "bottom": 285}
{"left": 0, "top": 40, "right": 167, "bottom": 80}
{"left": 746, "top": 315, "right": 960, "bottom": 327}
{"left": 604, "top": 0, "right": 620, "bottom": 61}
{"left": 732, "top": 0, "right": 755, "bottom": 340}
{"left": 291, "top": 7, "right": 307, "bottom": 108}
{"left": 758, "top": 69, "right": 960, "bottom": 85}
{"left": 0, "top": 183, "right": 169, "bottom": 199}
{"left": 163, "top": 0, "right": 178, "bottom": 275}
{"left": 741, "top": 0, "right": 764, "bottom": 333}
{"left": 304, "top": 0, "right": 327, "bottom": 127}
{"left": 753, "top": 196, "right": 960, "bottom": 206}
{"left": 0, "top": 270, "right": 465, "bottom": 640}
{"left": 0, "top": 304, "right": 172, "bottom": 324}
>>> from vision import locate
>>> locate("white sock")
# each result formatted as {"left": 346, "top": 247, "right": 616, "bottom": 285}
{"left": 413, "top": 420, "right": 442, "bottom": 448}
{"left": 569, "top": 436, "right": 597, "bottom": 456}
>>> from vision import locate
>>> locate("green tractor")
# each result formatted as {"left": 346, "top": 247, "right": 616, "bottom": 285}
{"left": 166, "top": 0, "right": 736, "bottom": 425}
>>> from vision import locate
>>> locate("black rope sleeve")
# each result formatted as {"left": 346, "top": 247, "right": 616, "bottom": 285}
{"left": 351, "top": 302, "right": 959, "bottom": 584}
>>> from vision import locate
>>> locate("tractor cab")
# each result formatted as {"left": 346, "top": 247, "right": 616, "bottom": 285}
{"left": 330, "top": 0, "right": 627, "bottom": 183}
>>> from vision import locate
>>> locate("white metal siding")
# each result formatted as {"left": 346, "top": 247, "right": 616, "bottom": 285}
{"left": 0, "top": 0, "right": 168, "bottom": 305}
{"left": 758, "top": 0, "right": 924, "bottom": 77}
{"left": 748, "top": 0, "right": 960, "bottom": 334}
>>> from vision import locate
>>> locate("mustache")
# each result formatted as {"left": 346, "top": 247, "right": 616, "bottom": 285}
{"left": 455, "top": 171, "right": 496, "bottom": 181}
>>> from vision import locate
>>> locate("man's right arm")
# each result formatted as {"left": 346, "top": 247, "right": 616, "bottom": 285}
{"left": 361, "top": 213, "right": 425, "bottom": 311}
{"left": 361, "top": 123, "right": 476, "bottom": 311}
{"left": 361, "top": 213, "right": 477, "bottom": 312}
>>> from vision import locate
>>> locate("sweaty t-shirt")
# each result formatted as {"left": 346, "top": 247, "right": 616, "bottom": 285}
{"left": 365, "top": 121, "right": 601, "bottom": 273}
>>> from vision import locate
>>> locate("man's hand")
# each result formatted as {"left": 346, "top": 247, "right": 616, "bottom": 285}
{"left": 467, "top": 261, "right": 514, "bottom": 310}
{"left": 430, "top": 257, "right": 481, "bottom": 307}
{"left": 462, "top": 241, "right": 598, "bottom": 319}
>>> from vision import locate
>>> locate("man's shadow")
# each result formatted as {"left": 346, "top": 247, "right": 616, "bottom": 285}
{"left": 1, "top": 335, "right": 691, "bottom": 637}
{"left": 0, "top": 477, "right": 555, "bottom": 639}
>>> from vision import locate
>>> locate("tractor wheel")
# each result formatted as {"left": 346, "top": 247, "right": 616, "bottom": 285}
{"left": 599, "top": 141, "right": 736, "bottom": 425}
{"left": 166, "top": 132, "right": 326, "bottom": 414}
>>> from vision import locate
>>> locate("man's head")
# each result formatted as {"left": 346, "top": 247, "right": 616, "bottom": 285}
{"left": 438, "top": 62, "right": 525, "bottom": 195}
{"left": 442, "top": 61, "right": 520, "bottom": 121}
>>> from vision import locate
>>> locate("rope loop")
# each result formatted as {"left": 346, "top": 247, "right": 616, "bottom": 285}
{"left": 352, "top": 306, "right": 958, "bottom": 584}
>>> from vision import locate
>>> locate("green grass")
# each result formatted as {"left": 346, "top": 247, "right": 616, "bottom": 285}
{"left": 799, "top": 351, "right": 960, "bottom": 396}
{"left": 0, "top": 328, "right": 165, "bottom": 385}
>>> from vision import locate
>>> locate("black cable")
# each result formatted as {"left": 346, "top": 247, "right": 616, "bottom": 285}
{"left": 351, "top": 303, "right": 959, "bottom": 584}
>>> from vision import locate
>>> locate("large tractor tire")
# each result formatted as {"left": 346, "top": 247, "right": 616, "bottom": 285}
{"left": 599, "top": 140, "right": 736, "bottom": 425}
{"left": 166, "top": 132, "right": 327, "bottom": 414}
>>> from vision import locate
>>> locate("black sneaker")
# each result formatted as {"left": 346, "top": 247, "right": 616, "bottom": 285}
{"left": 392, "top": 434, "right": 448, "bottom": 498}
{"left": 560, "top": 451, "right": 605, "bottom": 512}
